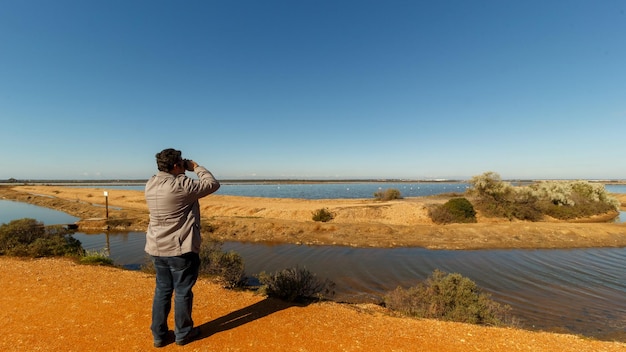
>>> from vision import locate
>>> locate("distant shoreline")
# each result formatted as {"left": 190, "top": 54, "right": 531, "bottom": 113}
{"left": 1, "top": 178, "right": 625, "bottom": 186}
{"left": 0, "top": 178, "right": 466, "bottom": 185}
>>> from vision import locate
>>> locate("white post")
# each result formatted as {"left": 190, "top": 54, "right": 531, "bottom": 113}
{"left": 103, "top": 191, "right": 109, "bottom": 219}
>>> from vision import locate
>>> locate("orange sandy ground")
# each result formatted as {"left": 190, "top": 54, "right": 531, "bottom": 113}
{"left": 1, "top": 257, "right": 625, "bottom": 352}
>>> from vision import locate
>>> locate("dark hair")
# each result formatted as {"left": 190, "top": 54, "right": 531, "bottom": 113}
{"left": 155, "top": 148, "right": 182, "bottom": 172}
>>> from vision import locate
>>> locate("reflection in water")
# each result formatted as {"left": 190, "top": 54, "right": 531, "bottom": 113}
{"left": 105, "top": 232, "right": 111, "bottom": 256}
{"left": 73, "top": 232, "right": 147, "bottom": 270}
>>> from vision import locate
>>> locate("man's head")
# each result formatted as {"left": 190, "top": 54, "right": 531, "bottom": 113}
{"left": 155, "top": 148, "right": 183, "bottom": 172}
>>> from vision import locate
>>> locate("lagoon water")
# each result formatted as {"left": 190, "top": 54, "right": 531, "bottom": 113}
{"left": 97, "top": 181, "right": 626, "bottom": 199}
{"left": 2, "top": 182, "right": 626, "bottom": 339}
{"left": 101, "top": 181, "right": 471, "bottom": 199}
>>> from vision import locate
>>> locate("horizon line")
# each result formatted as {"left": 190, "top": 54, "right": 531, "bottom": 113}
{"left": 1, "top": 178, "right": 625, "bottom": 184}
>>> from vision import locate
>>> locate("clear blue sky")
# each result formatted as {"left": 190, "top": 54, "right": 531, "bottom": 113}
{"left": 1, "top": 1, "right": 624, "bottom": 180}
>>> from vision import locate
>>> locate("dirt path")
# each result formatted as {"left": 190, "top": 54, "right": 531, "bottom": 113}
{"left": 2, "top": 185, "right": 626, "bottom": 250}
{"left": 1, "top": 257, "right": 625, "bottom": 352}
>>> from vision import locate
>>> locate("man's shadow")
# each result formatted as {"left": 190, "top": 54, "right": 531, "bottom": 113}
{"left": 196, "top": 297, "right": 308, "bottom": 339}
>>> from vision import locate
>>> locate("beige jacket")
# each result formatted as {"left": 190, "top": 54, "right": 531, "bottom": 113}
{"left": 144, "top": 166, "right": 220, "bottom": 257}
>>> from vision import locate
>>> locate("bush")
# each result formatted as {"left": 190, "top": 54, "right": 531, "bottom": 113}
{"left": 474, "top": 187, "right": 544, "bottom": 222}
{"left": 200, "top": 219, "right": 217, "bottom": 233}
{"left": 430, "top": 198, "right": 477, "bottom": 224}
{"left": 140, "top": 239, "right": 246, "bottom": 287}
{"left": 468, "top": 173, "right": 618, "bottom": 221}
{"left": 374, "top": 188, "right": 402, "bottom": 201}
{"left": 199, "top": 239, "right": 246, "bottom": 288}
{"left": 0, "top": 218, "right": 83, "bottom": 257}
{"left": 79, "top": 250, "right": 115, "bottom": 266}
{"left": 539, "top": 200, "right": 616, "bottom": 220}
{"left": 139, "top": 239, "right": 246, "bottom": 288}
{"left": 530, "top": 180, "right": 619, "bottom": 220}
{"left": 258, "top": 266, "right": 335, "bottom": 302}
{"left": 140, "top": 254, "right": 156, "bottom": 274}
{"left": 384, "top": 270, "right": 511, "bottom": 326}
{"left": 312, "top": 208, "right": 334, "bottom": 222}
{"left": 211, "top": 250, "right": 246, "bottom": 288}
{"left": 507, "top": 187, "right": 544, "bottom": 221}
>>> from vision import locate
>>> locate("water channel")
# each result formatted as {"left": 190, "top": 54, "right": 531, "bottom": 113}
{"left": 1, "top": 198, "right": 625, "bottom": 340}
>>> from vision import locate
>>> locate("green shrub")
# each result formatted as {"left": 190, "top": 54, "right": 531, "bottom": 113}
{"left": 468, "top": 173, "right": 618, "bottom": 221}
{"left": 507, "top": 187, "right": 543, "bottom": 221}
{"left": 539, "top": 200, "right": 616, "bottom": 220}
{"left": 210, "top": 250, "right": 246, "bottom": 288}
{"left": 140, "top": 254, "right": 156, "bottom": 274}
{"left": 312, "top": 208, "right": 334, "bottom": 222}
{"left": 140, "top": 239, "right": 246, "bottom": 288}
{"left": 79, "top": 250, "right": 115, "bottom": 266}
{"left": 199, "top": 239, "right": 246, "bottom": 288}
{"left": 258, "top": 266, "right": 335, "bottom": 302}
{"left": 374, "top": 188, "right": 402, "bottom": 201}
{"left": 430, "top": 198, "right": 477, "bottom": 224}
{"left": 384, "top": 270, "right": 511, "bottom": 326}
{"left": 0, "top": 218, "right": 83, "bottom": 257}
{"left": 474, "top": 192, "right": 544, "bottom": 222}
{"left": 200, "top": 219, "right": 217, "bottom": 233}
{"left": 528, "top": 180, "right": 619, "bottom": 220}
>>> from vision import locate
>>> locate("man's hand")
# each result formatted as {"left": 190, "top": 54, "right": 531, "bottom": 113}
{"left": 185, "top": 160, "right": 198, "bottom": 171}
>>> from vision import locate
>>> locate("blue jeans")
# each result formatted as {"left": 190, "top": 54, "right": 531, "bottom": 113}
{"left": 151, "top": 252, "right": 200, "bottom": 343}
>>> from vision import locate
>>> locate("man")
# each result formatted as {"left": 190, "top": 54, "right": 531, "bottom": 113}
{"left": 145, "top": 148, "right": 220, "bottom": 347}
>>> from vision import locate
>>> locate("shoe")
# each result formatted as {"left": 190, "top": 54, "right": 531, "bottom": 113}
{"left": 153, "top": 338, "right": 168, "bottom": 348}
{"left": 176, "top": 327, "right": 200, "bottom": 346}
{"left": 154, "top": 332, "right": 174, "bottom": 348}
